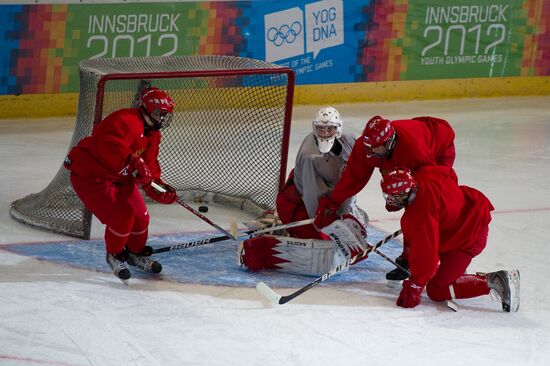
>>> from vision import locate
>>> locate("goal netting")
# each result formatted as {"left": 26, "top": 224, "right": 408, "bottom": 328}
{"left": 10, "top": 55, "right": 295, "bottom": 239}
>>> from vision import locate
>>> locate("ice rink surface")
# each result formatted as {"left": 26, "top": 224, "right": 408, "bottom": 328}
{"left": 1, "top": 96, "right": 549, "bottom": 366}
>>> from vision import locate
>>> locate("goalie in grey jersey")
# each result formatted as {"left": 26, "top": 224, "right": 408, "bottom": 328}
{"left": 277, "top": 106, "right": 365, "bottom": 239}
{"left": 239, "top": 107, "right": 369, "bottom": 276}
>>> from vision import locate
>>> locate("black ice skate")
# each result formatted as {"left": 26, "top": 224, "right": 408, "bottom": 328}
{"left": 106, "top": 251, "right": 131, "bottom": 285}
{"left": 386, "top": 256, "right": 409, "bottom": 281}
{"left": 127, "top": 246, "right": 162, "bottom": 274}
{"left": 486, "top": 270, "right": 520, "bottom": 312}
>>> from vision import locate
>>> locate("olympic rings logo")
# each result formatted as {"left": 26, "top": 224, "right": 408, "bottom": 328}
{"left": 266, "top": 21, "right": 303, "bottom": 47}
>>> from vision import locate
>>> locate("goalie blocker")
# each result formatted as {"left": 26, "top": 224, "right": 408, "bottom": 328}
{"left": 238, "top": 214, "right": 368, "bottom": 276}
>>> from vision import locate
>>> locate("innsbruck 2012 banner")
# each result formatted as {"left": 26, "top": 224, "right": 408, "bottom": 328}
{"left": 0, "top": 0, "right": 548, "bottom": 94}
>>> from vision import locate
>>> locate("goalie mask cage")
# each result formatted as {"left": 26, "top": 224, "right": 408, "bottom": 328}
{"left": 10, "top": 55, "right": 295, "bottom": 239}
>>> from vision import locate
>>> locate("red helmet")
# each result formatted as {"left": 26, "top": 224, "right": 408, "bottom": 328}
{"left": 362, "top": 116, "right": 396, "bottom": 157}
{"left": 380, "top": 168, "right": 417, "bottom": 211}
{"left": 140, "top": 87, "right": 174, "bottom": 130}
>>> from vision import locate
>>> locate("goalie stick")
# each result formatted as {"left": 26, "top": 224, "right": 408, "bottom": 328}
{"left": 150, "top": 217, "right": 313, "bottom": 254}
{"left": 256, "top": 229, "right": 402, "bottom": 305}
{"left": 249, "top": 218, "right": 314, "bottom": 236}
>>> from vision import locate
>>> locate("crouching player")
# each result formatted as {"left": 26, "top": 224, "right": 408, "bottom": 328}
{"left": 380, "top": 166, "right": 520, "bottom": 312}
{"left": 65, "top": 87, "right": 177, "bottom": 283}
{"left": 313, "top": 115, "right": 458, "bottom": 281}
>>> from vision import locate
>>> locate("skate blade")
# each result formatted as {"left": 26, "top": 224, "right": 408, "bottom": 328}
{"left": 117, "top": 277, "right": 129, "bottom": 286}
{"left": 509, "top": 269, "right": 520, "bottom": 312}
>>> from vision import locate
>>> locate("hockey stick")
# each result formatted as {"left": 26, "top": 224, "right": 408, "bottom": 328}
{"left": 250, "top": 218, "right": 314, "bottom": 236}
{"left": 175, "top": 198, "right": 237, "bottom": 240}
{"left": 256, "top": 229, "right": 402, "bottom": 305}
{"left": 369, "top": 245, "right": 410, "bottom": 277}
{"left": 149, "top": 183, "right": 237, "bottom": 241}
{"left": 151, "top": 211, "right": 310, "bottom": 254}
{"left": 151, "top": 229, "right": 256, "bottom": 254}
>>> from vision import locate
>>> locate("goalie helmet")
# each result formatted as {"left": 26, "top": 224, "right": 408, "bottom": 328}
{"left": 380, "top": 168, "right": 417, "bottom": 211}
{"left": 362, "top": 115, "right": 396, "bottom": 158}
{"left": 312, "top": 106, "right": 342, "bottom": 153}
{"left": 140, "top": 87, "right": 175, "bottom": 130}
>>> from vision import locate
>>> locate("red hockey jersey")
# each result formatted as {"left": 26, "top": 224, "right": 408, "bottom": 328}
{"left": 65, "top": 108, "right": 162, "bottom": 183}
{"left": 331, "top": 116, "right": 455, "bottom": 205}
{"left": 401, "top": 166, "right": 494, "bottom": 286}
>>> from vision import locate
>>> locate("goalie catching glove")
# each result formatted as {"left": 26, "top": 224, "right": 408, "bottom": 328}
{"left": 320, "top": 213, "right": 368, "bottom": 264}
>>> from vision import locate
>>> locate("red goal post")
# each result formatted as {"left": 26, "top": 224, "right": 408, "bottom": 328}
{"left": 10, "top": 55, "right": 295, "bottom": 239}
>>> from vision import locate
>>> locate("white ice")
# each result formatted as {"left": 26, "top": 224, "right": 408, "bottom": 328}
{"left": 1, "top": 96, "right": 549, "bottom": 366}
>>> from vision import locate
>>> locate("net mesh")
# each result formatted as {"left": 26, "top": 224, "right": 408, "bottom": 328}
{"left": 10, "top": 56, "right": 294, "bottom": 239}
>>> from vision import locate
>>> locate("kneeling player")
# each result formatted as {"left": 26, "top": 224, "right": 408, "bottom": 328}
{"left": 380, "top": 167, "right": 519, "bottom": 312}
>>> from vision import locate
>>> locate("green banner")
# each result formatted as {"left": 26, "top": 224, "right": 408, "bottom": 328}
{"left": 70, "top": 3, "right": 206, "bottom": 58}
{"left": 403, "top": 0, "right": 527, "bottom": 79}
{"left": 61, "top": 3, "right": 208, "bottom": 90}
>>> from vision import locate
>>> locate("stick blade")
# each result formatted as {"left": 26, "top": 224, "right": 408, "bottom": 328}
{"left": 230, "top": 221, "right": 238, "bottom": 238}
{"left": 256, "top": 281, "right": 282, "bottom": 305}
{"left": 446, "top": 300, "right": 459, "bottom": 312}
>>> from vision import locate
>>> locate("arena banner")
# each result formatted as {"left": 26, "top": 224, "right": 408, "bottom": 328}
{"left": 403, "top": 0, "right": 528, "bottom": 79}
{"left": 0, "top": 0, "right": 548, "bottom": 95}
{"left": 243, "top": 0, "right": 365, "bottom": 85}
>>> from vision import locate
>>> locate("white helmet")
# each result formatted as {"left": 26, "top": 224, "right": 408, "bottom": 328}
{"left": 312, "top": 106, "right": 343, "bottom": 153}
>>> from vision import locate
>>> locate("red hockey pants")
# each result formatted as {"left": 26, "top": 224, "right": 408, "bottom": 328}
{"left": 276, "top": 171, "right": 325, "bottom": 239}
{"left": 70, "top": 174, "right": 150, "bottom": 255}
{"left": 426, "top": 226, "right": 491, "bottom": 301}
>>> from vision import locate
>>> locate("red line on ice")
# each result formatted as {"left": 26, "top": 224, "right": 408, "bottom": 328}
{"left": 0, "top": 355, "right": 84, "bottom": 366}
{"left": 370, "top": 207, "right": 550, "bottom": 223}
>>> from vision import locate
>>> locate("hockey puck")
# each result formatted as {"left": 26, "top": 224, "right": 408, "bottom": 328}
{"left": 198, "top": 205, "right": 209, "bottom": 213}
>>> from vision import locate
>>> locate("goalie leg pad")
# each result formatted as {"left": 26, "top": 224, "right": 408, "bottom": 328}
{"left": 241, "top": 236, "right": 285, "bottom": 272}
{"left": 240, "top": 235, "right": 337, "bottom": 276}
{"left": 321, "top": 214, "right": 368, "bottom": 264}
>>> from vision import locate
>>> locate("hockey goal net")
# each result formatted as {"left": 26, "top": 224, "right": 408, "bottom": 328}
{"left": 10, "top": 56, "right": 295, "bottom": 239}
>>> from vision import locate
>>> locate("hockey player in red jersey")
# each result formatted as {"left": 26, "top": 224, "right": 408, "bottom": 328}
{"left": 64, "top": 87, "right": 177, "bottom": 283}
{"left": 380, "top": 167, "right": 519, "bottom": 312}
{"left": 314, "top": 115, "right": 457, "bottom": 280}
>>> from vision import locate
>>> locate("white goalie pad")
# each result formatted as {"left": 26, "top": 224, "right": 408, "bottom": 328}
{"left": 239, "top": 235, "right": 339, "bottom": 277}
{"left": 239, "top": 215, "right": 368, "bottom": 277}
{"left": 321, "top": 213, "right": 368, "bottom": 264}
